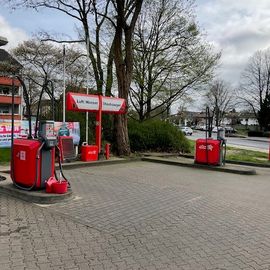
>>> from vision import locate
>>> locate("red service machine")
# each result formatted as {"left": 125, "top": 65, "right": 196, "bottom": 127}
{"left": 11, "top": 121, "right": 58, "bottom": 189}
{"left": 194, "top": 106, "right": 226, "bottom": 166}
{"left": 195, "top": 139, "right": 224, "bottom": 166}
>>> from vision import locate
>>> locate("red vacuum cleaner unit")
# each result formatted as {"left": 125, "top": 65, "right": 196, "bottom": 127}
{"left": 12, "top": 138, "right": 55, "bottom": 189}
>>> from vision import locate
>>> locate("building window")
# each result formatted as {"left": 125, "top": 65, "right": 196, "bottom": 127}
{"left": 0, "top": 85, "right": 19, "bottom": 95}
{"left": 0, "top": 104, "right": 19, "bottom": 114}
{"left": 0, "top": 104, "right": 9, "bottom": 113}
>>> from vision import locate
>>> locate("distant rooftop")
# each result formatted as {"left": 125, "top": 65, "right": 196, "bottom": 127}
{"left": 0, "top": 49, "right": 22, "bottom": 73}
{"left": 0, "top": 36, "right": 8, "bottom": 47}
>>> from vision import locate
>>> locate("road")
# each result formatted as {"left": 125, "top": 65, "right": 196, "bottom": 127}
{"left": 189, "top": 130, "right": 269, "bottom": 152}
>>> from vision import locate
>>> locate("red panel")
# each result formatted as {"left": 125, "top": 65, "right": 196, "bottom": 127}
{"left": 0, "top": 77, "right": 20, "bottom": 87}
{"left": 0, "top": 114, "right": 21, "bottom": 120}
{"left": 195, "top": 139, "right": 221, "bottom": 165}
{"left": 81, "top": 145, "right": 98, "bottom": 161}
{"left": 11, "top": 139, "right": 42, "bottom": 187}
{"left": 0, "top": 96, "right": 21, "bottom": 104}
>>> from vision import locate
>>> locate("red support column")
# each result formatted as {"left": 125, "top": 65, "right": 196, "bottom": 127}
{"left": 95, "top": 95, "right": 102, "bottom": 154}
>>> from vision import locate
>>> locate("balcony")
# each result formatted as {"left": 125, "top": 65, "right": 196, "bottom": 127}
{"left": 0, "top": 95, "right": 21, "bottom": 104}
{"left": 0, "top": 114, "right": 21, "bottom": 120}
{"left": 0, "top": 77, "right": 20, "bottom": 87}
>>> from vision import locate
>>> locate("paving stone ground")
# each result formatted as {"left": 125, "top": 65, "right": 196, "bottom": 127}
{"left": 1, "top": 161, "right": 270, "bottom": 269}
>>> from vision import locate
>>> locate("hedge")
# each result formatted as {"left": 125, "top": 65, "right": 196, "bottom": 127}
{"left": 128, "top": 119, "right": 191, "bottom": 153}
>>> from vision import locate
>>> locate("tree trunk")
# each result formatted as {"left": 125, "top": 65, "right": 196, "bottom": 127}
{"left": 115, "top": 113, "right": 130, "bottom": 155}
{"left": 112, "top": 0, "right": 143, "bottom": 155}
{"left": 114, "top": 68, "right": 131, "bottom": 155}
{"left": 113, "top": 24, "right": 131, "bottom": 155}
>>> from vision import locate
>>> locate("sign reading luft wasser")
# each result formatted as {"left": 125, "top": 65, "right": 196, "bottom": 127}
{"left": 66, "top": 92, "right": 126, "bottom": 114}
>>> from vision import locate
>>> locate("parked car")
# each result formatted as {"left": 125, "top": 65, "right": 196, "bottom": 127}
{"left": 225, "top": 126, "right": 236, "bottom": 134}
{"left": 180, "top": 126, "right": 193, "bottom": 135}
{"left": 212, "top": 126, "right": 223, "bottom": 133}
{"left": 195, "top": 125, "right": 206, "bottom": 131}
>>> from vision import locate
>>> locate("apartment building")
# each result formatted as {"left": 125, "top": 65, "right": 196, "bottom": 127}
{"left": 0, "top": 48, "right": 22, "bottom": 120}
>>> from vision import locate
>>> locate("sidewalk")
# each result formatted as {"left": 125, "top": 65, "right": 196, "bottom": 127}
{"left": 245, "top": 136, "right": 269, "bottom": 143}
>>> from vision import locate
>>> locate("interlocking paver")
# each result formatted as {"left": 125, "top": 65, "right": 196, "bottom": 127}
{"left": 1, "top": 162, "right": 270, "bottom": 269}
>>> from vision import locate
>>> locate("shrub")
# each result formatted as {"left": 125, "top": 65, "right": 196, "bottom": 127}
{"left": 128, "top": 119, "right": 191, "bottom": 153}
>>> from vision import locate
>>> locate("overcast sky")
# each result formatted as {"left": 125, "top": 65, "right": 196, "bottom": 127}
{"left": 1, "top": 0, "right": 270, "bottom": 89}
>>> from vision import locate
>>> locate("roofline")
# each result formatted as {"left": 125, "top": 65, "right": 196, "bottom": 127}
{"left": 0, "top": 36, "right": 8, "bottom": 47}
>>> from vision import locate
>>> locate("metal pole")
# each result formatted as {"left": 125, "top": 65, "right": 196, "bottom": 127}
{"left": 86, "top": 38, "right": 89, "bottom": 144}
{"left": 269, "top": 135, "right": 270, "bottom": 161}
{"left": 63, "top": 45, "right": 66, "bottom": 123}
{"left": 11, "top": 77, "right": 15, "bottom": 175}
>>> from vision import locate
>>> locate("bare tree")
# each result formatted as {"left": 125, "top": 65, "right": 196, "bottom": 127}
{"left": 130, "top": 0, "right": 220, "bottom": 121}
{"left": 9, "top": 0, "right": 143, "bottom": 155}
{"left": 238, "top": 48, "right": 270, "bottom": 130}
{"left": 12, "top": 39, "right": 88, "bottom": 119}
{"left": 8, "top": 0, "right": 115, "bottom": 95}
{"left": 204, "top": 79, "right": 234, "bottom": 126}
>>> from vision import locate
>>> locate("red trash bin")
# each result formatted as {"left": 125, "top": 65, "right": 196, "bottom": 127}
{"left": 81, "top": 144, "right": 98, "bottom": 161}
{"left": 195, "top": 139, "right": 221, "bottom": 165}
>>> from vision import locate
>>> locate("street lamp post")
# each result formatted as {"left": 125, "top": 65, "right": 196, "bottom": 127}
{"left": 63, "top": 45, "right": 66, "bottom": 124}
{"left": 85, "top": 38, "right": 90, "bottom": 145}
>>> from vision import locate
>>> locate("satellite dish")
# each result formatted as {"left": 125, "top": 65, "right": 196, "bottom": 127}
{"left": 0, "top": 36, "right": 8, "bottom": 46}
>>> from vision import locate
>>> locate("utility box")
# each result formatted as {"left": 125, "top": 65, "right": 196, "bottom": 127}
{"left": 81, "top": 144, "right": 98, "bottom": 161}
{"left": 195, "top": 139, "right": 222, "bottom": 166}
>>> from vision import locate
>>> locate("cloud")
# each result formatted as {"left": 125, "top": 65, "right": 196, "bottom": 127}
{"left": 0, "top": 15, "right": 28, "bottom": 50}
{"left": 196, "top": 0, "right": 270, "bottom": 86}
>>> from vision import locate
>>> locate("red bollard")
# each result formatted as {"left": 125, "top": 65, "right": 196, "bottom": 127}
{"left": 105, "top": 143, "right": 110, "bottom": 160}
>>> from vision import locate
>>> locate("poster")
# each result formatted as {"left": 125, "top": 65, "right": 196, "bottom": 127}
{"left": 0, "top": 120, "right": 80, "bottom": 148}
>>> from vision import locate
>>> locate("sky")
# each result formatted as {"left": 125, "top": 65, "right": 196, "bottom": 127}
{"left": 1, "top": 0, "right": 270, "bottom": 89}
{"left": 195, "top": 0, "right": 270, "bottom": 86}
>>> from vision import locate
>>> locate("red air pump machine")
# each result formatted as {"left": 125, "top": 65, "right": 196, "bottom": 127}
{"left": 194, "top": 107, "right": 226, "bottom": 166}
{"left": 11, "top": 121, "right": 57, "bottom": 189}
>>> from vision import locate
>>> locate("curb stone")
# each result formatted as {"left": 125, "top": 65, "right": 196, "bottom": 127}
{"left": 141, "top": 157, "right": 257, "bottom": 175}
{"left": 178, "top": 153, "right": 270, "bottom": 168}
{"left": 0, "top": 175, "right": 73, "bottom": 204}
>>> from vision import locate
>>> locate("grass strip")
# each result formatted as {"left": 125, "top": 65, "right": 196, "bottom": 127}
{"left": 0, "top": 148, "right": 11, "bottom": 165}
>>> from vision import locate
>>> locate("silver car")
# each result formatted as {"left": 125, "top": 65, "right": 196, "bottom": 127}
{"left": 180, "top": 126, "right": 193, "bottom": 136}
